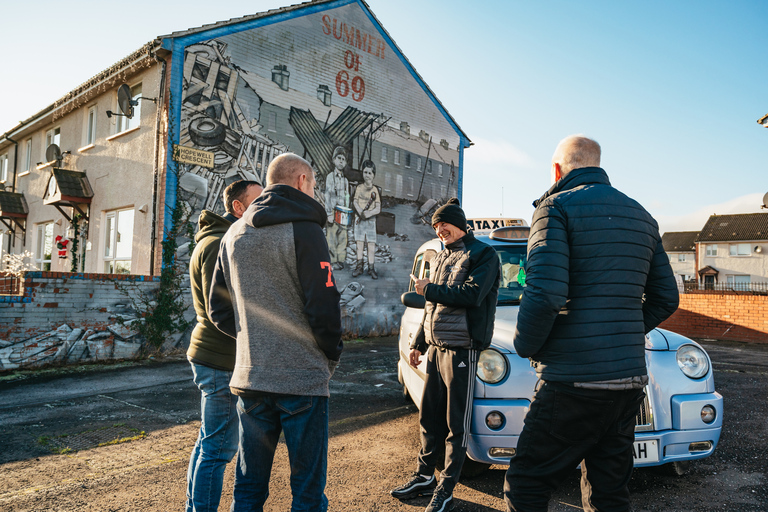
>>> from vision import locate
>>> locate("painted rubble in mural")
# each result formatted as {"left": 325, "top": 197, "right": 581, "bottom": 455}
{"left": 175, "top": 2, "right": 463, "bottom": 334}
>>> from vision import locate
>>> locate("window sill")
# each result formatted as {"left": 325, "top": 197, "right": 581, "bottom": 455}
{"left": 106, "top": 126, "right": 140, "bottom": 141}
{"left": 78, "top": 143, "right": 95, "bottom": 153}
{"left": 36, "top": 161, "right": 55, "bottom": 171}
{"left": 18, "top": 170, "right": 30, "bottom": 177}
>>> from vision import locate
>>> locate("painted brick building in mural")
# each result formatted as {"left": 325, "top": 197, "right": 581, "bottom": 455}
{"left": 0, "top": 0, "right": 470, "bottom": 367}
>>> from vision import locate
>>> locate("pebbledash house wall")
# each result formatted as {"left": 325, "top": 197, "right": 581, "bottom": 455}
{"left": 659, "top": 293, "right": 768, "bottom": 343}
{"left": 0, "top": 271, "right": 160, "bottom": 371}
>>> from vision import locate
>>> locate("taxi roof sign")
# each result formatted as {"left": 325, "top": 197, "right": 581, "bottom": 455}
{"left": 467, "top": 217, "right": 528, "bottom": 235}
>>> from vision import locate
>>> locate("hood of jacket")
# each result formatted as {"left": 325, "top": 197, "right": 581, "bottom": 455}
{"left": 533, "top": 167, "right": 611, "bottom": 208}
{"left": 195, "top": 209, "right": 233, "bottom": 243}
{"left": 243, "top": 184, "right": 327, "bottom": 229}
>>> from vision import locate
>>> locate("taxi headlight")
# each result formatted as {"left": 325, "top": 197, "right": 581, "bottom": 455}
{"left": 477, "top": 349, "right": 507, "bottom": 384}
{"left": 676, "top": 344, "right": 709, "bottom": 379}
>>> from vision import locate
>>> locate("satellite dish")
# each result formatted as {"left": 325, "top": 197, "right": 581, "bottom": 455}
{"left": 117, "top": 84, "right": 135, "bottom": 119}
{"left": 762, "top": 191, "right": 768, "bottom": 209}
{"left": 46, "top": 144, "right": 62, "bottom": 164}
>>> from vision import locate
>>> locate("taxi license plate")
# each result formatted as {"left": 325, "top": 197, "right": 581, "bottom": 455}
{"left": 632, "top": 440, "right": 659, "bottom": 463}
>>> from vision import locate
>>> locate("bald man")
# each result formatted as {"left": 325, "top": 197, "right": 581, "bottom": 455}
{"left": 504, "top": 136, "right": 678, "bottom": 512}
{"left": 209, "top": 153, "right": 342, "bottom": 512}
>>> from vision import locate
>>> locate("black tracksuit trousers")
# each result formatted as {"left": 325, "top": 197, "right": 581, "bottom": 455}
{"left": 416, "top": 345, "right": 478, "bottom": 491}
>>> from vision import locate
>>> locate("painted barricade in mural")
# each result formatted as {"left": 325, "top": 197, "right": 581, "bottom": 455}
{"left": 172, "top": 1, "right": 467, "bottom": 335}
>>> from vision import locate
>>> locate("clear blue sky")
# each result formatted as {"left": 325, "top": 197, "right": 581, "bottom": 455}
{"left": 2, "top": 0, "right": 766, "bottom": 233}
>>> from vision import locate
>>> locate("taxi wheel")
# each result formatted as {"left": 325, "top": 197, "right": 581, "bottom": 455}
{"left": 658, "top": 460, "right": 690, "bottom": 477}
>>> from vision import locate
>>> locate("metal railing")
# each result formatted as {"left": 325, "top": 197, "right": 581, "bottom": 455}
{"left": 682, "top": 281, "right": 768, "bottom": 295}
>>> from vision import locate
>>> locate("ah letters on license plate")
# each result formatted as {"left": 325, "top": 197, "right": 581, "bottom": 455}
{"left": 632, "top": 440, "right": 659, "bottom": 463}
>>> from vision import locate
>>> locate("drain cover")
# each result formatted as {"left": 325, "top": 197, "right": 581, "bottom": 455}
{"left": 40, "top": 424, "right": 146, "bottom": 453}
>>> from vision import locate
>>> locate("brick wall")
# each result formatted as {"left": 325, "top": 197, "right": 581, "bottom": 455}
{"left": 0, "top": 271, "right": 161, "bottom": 370}
{"left": 660, "top": 293, "right": 768, "bottom": 343}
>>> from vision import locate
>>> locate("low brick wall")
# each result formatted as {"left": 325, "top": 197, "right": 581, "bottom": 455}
{"left": 0, "top": 271, "right": 161, "bottom": 370}
{"left": 660, "top": 293, "right": 768, "bottom": 343}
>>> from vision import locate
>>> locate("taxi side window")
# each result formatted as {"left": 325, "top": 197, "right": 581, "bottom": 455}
{"left": 409, "top": 249, "right": 437, "bottom": 291}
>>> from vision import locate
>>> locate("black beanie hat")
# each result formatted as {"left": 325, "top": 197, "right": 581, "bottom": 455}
{"left": 431, "top": 198, "right": 467, "bottom": 232}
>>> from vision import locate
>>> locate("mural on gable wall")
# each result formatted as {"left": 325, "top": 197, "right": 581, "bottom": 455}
{"left": 174, "top": 2, "right": 463, "bottom": 335}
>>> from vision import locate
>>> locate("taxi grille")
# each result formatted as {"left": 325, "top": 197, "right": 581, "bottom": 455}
{"left": 634, "top": 390, "right": 653, "bottom": 432}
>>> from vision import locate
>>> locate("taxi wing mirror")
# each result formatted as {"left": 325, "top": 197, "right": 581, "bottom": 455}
{"left": 401, "top": 291, "right": 426, "bottom": 309}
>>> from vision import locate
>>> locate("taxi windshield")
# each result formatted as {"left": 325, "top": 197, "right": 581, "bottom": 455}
{"left": 496, "top": 245, "right": 527, "bottom": 305}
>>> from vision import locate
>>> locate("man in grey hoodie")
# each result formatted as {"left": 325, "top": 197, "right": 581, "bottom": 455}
{"left": 186, "top": 179, "right": 261, "bottom": 512}
{"left": 209, "top": 153, "right": 343, "bottom": 512}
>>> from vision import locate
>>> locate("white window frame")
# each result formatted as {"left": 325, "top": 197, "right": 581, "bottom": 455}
{"left": 407, "top": 176, "right": 414, "bottom": 197}
{"left": 85, "top": 106, "right": 97, "bottom": 146}
{"left": 394, "top": 149, "right": 400, "bottom": 165}
{"left": 384, "top": 172, "right": 392, "bottom": 192}
{"left": 0, "top": 153, "right": 8, "bottom": 183}
{"left": 726, "top": 275, "right": 750, "bottom": 285}
{"left": 22, "top": 138, "right": 32, "bottom": 174}
{"left": 404, "top": 153, "right": 411, "bottom": 168}
{"left": 268, "top": 111, "right": 276, "bottom": 132}
{"left": 729, "top": 243, "right": 751, "bottom": 257}
{"left": 44, "top": 127, "right": 61, "bottom": 160}
{"left": 381, "top": 147, "right": 388, "bottom": 162}
{"left": 416, "top": 157, "right": 422, "bottom": 172}
{"left": 705, "top": 244, "right": 717, "bottom": 257}
{"left": 438, "top": 163, "right": 443, "bottom": 177}
{"left": 36, "top": 222, "right": 54, "bottom": 271}
{"left": 103, "top": 208, "right": 135, "bottom": 274}
{"left": 678, "top": 253, "right": 687, "bottom": 262}
{"left": 426, "top": 160, "right": 433, "bottom": 174}
{"left": 115, "top": 83, "right": 142, "bottom": 134}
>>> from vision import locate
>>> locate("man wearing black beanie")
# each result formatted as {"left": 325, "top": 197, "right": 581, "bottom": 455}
{"left": 391, "top": 198, "right": 501, "bottom": 512}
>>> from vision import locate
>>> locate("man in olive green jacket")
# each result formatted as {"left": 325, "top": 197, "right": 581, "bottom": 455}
{"left": 186, "top": 180, "right": 261, "bottom": 512}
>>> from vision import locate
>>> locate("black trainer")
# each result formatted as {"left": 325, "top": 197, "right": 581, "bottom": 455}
{"left": 390, "top": 473, "right": 436, "bottom": 500}
{"left": 425, "top": 484, "right": 453, "bottom": 512}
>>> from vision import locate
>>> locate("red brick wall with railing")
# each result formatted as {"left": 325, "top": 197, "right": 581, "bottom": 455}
{"left": 659, "top": 293, "right": 768, "bottom": 343}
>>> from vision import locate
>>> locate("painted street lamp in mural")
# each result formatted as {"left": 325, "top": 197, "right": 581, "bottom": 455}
{"left": 317, "top": 85, "right": 332, "bottom": 107}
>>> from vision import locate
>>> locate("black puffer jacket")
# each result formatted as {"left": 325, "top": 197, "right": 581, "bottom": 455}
{"left": 513, "top": 167, "right": 679, "bottom": 382}
{"left": 412, "top": 232, "right": 500, "bottom": 352}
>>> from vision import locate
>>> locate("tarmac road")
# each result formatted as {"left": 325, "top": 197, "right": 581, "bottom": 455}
{"left": 0, "top": 337, "right": 766, "bottom": 511}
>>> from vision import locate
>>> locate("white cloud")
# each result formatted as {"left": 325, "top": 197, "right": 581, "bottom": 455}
{"left": 464, "top": 138, "right": 537, "bottom": 169}
{"left": 656, "top": 193, "right": 766, "bottom": 234}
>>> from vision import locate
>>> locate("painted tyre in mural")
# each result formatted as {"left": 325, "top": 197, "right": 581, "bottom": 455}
{"left": 188, "top": 117, "right": 226, "bottom": 147}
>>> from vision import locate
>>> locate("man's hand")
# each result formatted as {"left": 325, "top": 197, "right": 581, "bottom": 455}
{"left": 409, "top": 348, "right": 423, "bottom": 368}
{"left": 410, "top": 273, "right": 429, "bottom": 295}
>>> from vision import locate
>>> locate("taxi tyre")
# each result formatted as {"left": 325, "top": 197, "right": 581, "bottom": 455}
{"left": 189, "top": 117, "right": 226, "bottom": 146}
{"left": 657, "top": 460, "right": 690, "bottom": 477}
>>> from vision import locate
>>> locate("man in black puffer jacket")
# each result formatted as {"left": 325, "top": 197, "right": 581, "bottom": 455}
{"left": 391, "top": 198, "right": 500, "bottom": 512}
{"left": 504, "top": 136, "right": 679, "bottom": 512}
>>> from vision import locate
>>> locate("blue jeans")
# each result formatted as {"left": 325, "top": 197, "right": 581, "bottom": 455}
{"left": 231, "top": 394, "right": 329, "bottom": 512}
{"left": 186, "top": 362, "right": 239, "bottom": 512}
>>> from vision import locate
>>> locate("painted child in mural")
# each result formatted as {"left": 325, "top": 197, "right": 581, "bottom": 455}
{"left": 324, "top": 146, "right": 351, "bottom": 270}
{"left": 352, "top": 160, "right": 381, "bottom": 279}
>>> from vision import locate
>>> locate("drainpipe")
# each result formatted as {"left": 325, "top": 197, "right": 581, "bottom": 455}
{"left": 149, "top": 51, "right": 168, "bottom": 276}
{"left": 5, "top": 136, "right": 18, "bottom": 254}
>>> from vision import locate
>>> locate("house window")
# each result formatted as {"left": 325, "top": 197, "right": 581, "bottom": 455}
{"left": 438, "top": 163, "right": 443, "bottom": 177}
{"left": 104, "top": 208, "right": 135, "bottom": 274}
{"left": 678, "top": 253, "right": 687, "bottom": 262}
{"left": 381, "top": 147, "right": 388, "bottom": 162}
{"left": 115, "top": 83, "right": 142, "bottom": 133}
{"left": 268, "top": 112, "right": 276, "bottom": 132}
{"left": 727, "top": 275, "right": 750, "bottom": 287}
{"left": 394, "top": 150, "right": 400, "bottom": 165}
{"left": 426, "top": 160, "right": 433, "bottom": 174}
{"left": 45, "top": 127, "right": 61, "bottom": 158}
{"left": 384, "top": 172, "right": 392, "bottom": 192}
{"left": 706, "top": 245, "right": 718, "bottom": 257}
{"left": 0, "top": 154, "right": 7, "bottom": 183}
{"left": 405, "top": 153, "right": 411, "bottom": 168}
{"left": 86, "top": 106, "right": 97, "bottom": 145}
{"left": 36, "top": 222, "right": 54, "bottom": 271}
{"left": 440, "top": 185, "right": 447, "bottom": 198}
{"left": 729, "top": 243, "right": 751, "bottom": 256}
{"left": 407, "top": 177, "right": 414, "bottom": 197}
{"left": 417, "top": 157, "right": 422, "bottom": 172}
{"left": 23, "top": 139, "right": 32, "bottom": 173}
